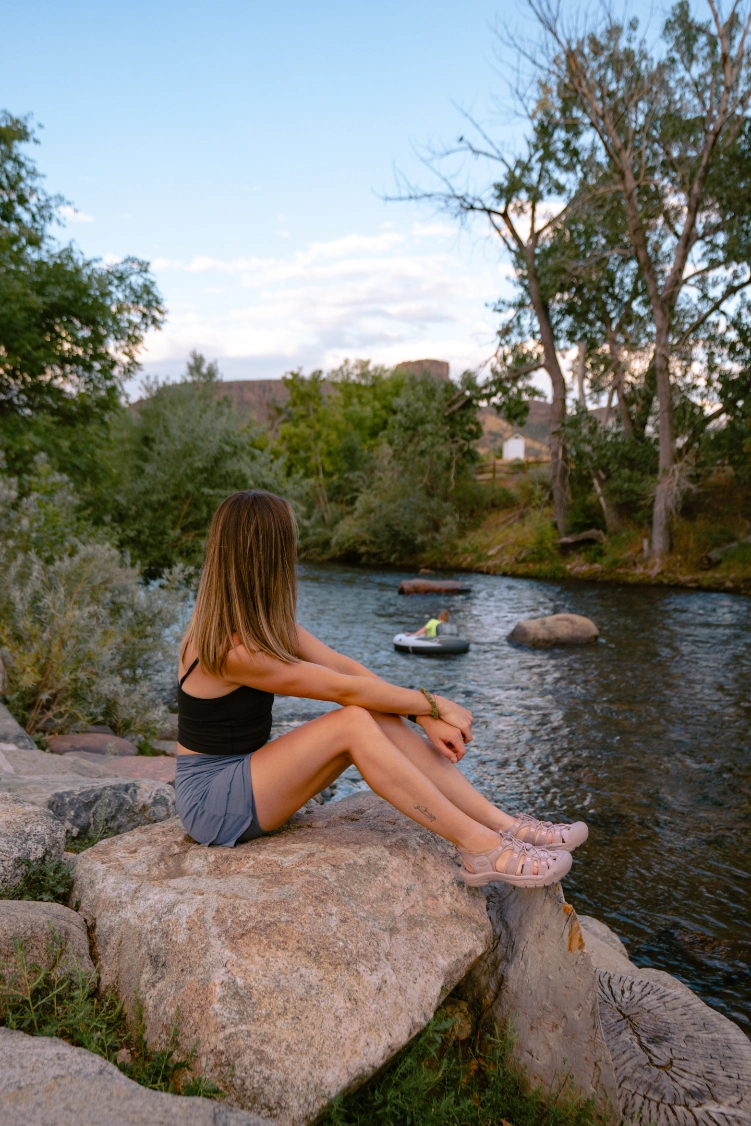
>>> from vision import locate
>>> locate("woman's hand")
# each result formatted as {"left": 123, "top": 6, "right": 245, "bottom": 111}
{"left": 434, "top": 696, "right": 473, "bottom": 744}
{"left": 418, "top": 716, "right": 467, "bottom": 763}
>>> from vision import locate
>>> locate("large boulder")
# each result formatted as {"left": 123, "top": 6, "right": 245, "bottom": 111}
{"left": 0, "top": 1028, "right": 273, "bottom": 1126}
{"left": 0, "top": 900, "right": 95, "bottom": 980}
{"left": 0, "top": 793, "right": 65, "bottom": 892}
{"left": 66, "top": 752, "right": 176, "bottom": 785}
{"left": 0, "top": 720, "right": 176, "bottom": 843}
{"left": 458, "top": 885, "right": 619, "bottom": 1118}
{"left": 0, "top": 773, "right": 176, "bottom": 844}
{"left": 508, "top": 612, "right": 599, "bottom": 647}
{"left": 580, "top": 916, "right": 751, "bottom": 1126}
{"left": 72, "top": 794, "right": 619, "bottom": 1125}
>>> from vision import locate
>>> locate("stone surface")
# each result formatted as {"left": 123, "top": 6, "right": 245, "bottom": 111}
{"left": 48, "top": 733, "right": 139, "bottom": 756}
{"left": 580, "top": 916, "right": 751, "bottom": 1126}
{"left": 507, "top": 612, "right": 599, "bottom": 647}
{"left": 157, "top": 714, "right": 179, "bottom": 741}
{"left": 0, "top": 900, "right": 95, "bottom": 979}
{"left": 458, "top": 885, "right": 619, "bottom": 1120}
{"left": 72, "top": 794, "right": 493, "bottom": 1125}
{"left": 153, "top": 739, "right": 179, "bottom": 756}
{"left": 67, "top": 752, "right": 176, "bottom": 784}
{"left": 0, "top": 773, "right": 176, "bottom": 842}
{"left": 0, "top": 701, "right": 37, "bottom": 750}
{"left": 0, "top": 728, "right": 176, "bottom": 841}
{"left": 0, "top": 1028, "right": 273, "bottom": 1126}
{"left": 398, "top": 578, "right": 471, "bottom": 594}
{"left": 0, "top": 793, "right": 65, "bottom": 891}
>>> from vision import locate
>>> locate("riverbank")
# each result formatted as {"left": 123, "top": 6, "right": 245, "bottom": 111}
{"left": 440, "top": 479, "right": 751, "bottom": 594}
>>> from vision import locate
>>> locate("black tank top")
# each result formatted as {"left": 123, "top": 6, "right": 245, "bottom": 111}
{"left": 177, "top": 659, "right": 273, "bottom": 755}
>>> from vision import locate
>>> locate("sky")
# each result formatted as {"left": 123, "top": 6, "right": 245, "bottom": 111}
{"left": 2, "top": 0, "right": 664, "bottom": 394}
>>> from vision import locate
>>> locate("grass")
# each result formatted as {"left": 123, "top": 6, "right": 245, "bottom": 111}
{"left": 0, "top": 856, "right": 75, "bottom": 903}
{"left": 0, "top": 932, "right": 223, "bottom": 1099}
{"left": 450, "top": 477, "right": 751, "bottom": 592}
{"left": 320, "top": 1008, "right": 606, "bottom": 1126}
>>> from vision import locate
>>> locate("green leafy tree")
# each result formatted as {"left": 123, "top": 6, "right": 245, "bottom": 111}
{"left": 0, "top": 112, "right": 164, "bottom": 487}
{"left": 110, "top": 355, "right": 284, "bottom": 578}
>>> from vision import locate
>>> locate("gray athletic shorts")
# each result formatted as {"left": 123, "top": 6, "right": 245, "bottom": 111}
{"left": 174, "top": 751, "right": 271, "bottom": 847}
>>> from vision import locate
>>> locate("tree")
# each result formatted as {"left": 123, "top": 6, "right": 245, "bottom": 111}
{"left": 395, "top": 117, "right": 583, "bottom": 533}
{"left": 533, "top": 0, "right": 751, "bottom": 557}
{"left": 110, "top": 356, "right": 282, "bottom": 578}
{"left": 0, "top": 112, "right": 164, "bottom": 479}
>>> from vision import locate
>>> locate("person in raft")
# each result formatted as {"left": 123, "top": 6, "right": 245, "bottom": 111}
{"left": 175, "top": 490, "right": 588, "bottom": 888}
{"left": 409, "top": 609, "right": 451, "bottom": 638}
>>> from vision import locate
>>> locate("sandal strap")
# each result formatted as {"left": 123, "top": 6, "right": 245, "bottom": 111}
{"left": 510, "top": 814, "right": 569, "bottom": 847}
{"left": 461, "top": 834, "right": 556, "bottom": 879}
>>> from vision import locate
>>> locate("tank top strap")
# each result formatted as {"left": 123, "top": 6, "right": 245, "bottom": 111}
{"left": 179, "top": 658, "right": 200, "bottom": 687}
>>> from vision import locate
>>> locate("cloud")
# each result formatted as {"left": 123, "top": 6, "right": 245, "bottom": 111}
{"left": 141, "top": 224, "right": 511, "bottom": 381}
{"left": 60, "top": 204, "right": 94, "bottom": 224}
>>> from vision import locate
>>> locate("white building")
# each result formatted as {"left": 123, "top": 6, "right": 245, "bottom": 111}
{"left": 502, "top": 433, "right": 526, "bottom": 461}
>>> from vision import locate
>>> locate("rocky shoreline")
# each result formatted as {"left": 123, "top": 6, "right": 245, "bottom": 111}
{"left": 1, "top": 699, "right": 749, "bottom": 1124}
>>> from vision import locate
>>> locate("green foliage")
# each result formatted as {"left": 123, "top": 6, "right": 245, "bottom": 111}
{"left": 0, "top": 936, "right": 223, "bottom": 1098}
{"left": 0, "top": 113, "right": 164, "bottom": 482}
{"left": 0, "top": 857, "right": 74, "bottom": 903}
{"left": 321, "top": 1009, "right": 601, "bottom": 1126}
{"left": 323, "top": 370, "right": 485, "bottom": 562}
{"left": 109, "top": 354, "right": 286, "bottom": 578}
{"left": 0, "top": 462, "right": 182, "bottom": 737}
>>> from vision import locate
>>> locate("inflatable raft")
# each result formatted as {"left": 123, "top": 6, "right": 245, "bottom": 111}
{"left": 393, "top": 631, "right": 470, "bottom": 656}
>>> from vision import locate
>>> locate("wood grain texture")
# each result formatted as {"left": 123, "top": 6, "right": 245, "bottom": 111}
{"left": 597, "top": 970, "right": 751, "bottom": 1126}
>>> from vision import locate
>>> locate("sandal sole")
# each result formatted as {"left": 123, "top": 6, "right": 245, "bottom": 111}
{"left": 459, "top": 858, "right": 571, "bottom": 889}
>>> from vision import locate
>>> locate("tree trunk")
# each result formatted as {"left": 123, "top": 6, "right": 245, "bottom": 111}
{"left": 526, "top": 252, "right": 569, "bottom": 534}
{"left": 576, "top": 341, "right": 586, "bottom": 405}
{"left": 651, "top": 318, "right": 675, "bottom": 559}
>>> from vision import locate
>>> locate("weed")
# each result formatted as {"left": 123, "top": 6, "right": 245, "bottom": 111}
{"left": 0, "top": 936, "right": 223, "bottom": 1098}
{"left": 0, "top": 856, "right": 74, "bottom": 903}
{"left": 321, "top": 1009, "right": 604, "bottom": 1126}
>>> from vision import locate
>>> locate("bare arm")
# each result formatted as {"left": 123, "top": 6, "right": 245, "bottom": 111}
{"left": 223, "top": 643, "right": 473, "bottom": 742}
{"left": 295, "top": 624, "right": 469, "bottom": 758}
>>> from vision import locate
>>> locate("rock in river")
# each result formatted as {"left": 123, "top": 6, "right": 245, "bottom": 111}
{"left": 0, "top": 792, "right": 65, "bottom": 892}
{"left": 398, "top": 578, "right": 471, "bottom": 594}
{"left": 48, "top": 733, "right": 139, "bottom": 757}
{"left": 508, "top": 612, "right": 599, "bottom": 647}
{"left": 0, "top": 1028, "right": 272, "bottom": 1126}
{"left": 72, "top": 793, "right": 619, "bottom": 1125}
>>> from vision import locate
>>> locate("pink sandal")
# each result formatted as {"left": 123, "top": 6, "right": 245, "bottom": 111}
{"left": 507, "top": 813, "right": 588, "bottom": 852}
{"left": 458, "top": 833, "right": 572, "bottom": 888}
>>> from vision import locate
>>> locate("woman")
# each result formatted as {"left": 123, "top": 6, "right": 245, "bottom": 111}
{"left": 175, "top": 491, "right": 587, "bottom": 887}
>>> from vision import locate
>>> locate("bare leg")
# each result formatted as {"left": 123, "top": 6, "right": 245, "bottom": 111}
{"left": 367, "top": 712, "right": 518, "bottom": 833}
{"left": 249, "top": 706, "right": 533, "bottom": 872}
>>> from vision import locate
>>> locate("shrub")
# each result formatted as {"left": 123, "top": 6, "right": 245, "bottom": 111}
{"left": 0, "top": 857, "right": 74, "bottom": 904}
{"left": 0, "top": 462, "right": 184, "bottom": 738}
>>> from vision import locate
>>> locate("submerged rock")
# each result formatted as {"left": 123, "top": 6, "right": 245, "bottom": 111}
{"left": 0, "top": 900, "right": 94, "bottom": 980}
{"left": 0, "top": 1028, "right": 272, "bottom": 1126}
{"left": 580, "top": 915, "right": 751, "bottom": 1126}
{"left": 508, "top": 612, "right": 599, "bottom": 647}
{"left": 398, "top": 578, "right": 471, "bottom": 594}
{"left": 72, "top": 794, "right": 619, "bottom": 1125}
{"left": 0, "top": 793, "right": 65, "bottom": 892}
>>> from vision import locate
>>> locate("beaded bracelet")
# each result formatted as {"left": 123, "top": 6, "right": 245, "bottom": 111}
{"left": 419, "top": 687, "right": 440, "bottom": 720}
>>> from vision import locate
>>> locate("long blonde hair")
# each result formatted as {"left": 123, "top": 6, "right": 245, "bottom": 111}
{"left": 182, "top": 491, "right": 299, "bottom": 672}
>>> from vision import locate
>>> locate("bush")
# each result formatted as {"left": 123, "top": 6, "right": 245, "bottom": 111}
{"left": 0, "top": 463, "right": 184, "bottom": 738}
{"left": 0, "top": 857, "right": 74, "bottom": 904}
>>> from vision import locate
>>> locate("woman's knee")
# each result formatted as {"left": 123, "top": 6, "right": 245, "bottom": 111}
{"left": 338, "top": 705, "right": 378, "bottom": 733}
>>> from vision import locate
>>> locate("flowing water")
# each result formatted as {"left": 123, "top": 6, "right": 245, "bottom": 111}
{"left": 276, "top": 563, "right": 751, "bottom": 1033}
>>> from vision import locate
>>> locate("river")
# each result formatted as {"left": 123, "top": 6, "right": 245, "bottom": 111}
{"left": 276, "top": 562, "right": 751, "bottom": 1033}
